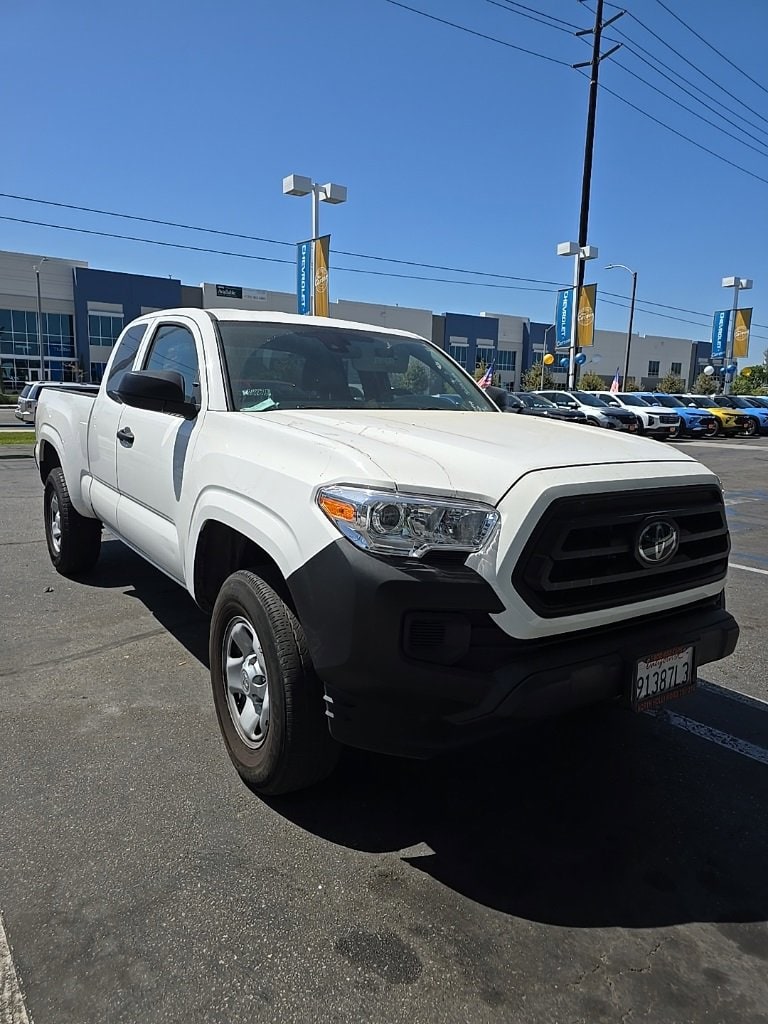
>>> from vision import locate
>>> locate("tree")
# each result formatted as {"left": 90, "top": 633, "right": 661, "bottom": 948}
{"left": 399, "top": 358, "right": 430, "bottom": 394}
{"left": 622, "top": 377, "right": 639, "bottom": 392}
{"left": 578, "top": 371, "right": 608, "bottom": 391}
{"left": 657, "top": 372, "right": 686, "bottom": 394}
{"left": 692, "top": 372, "right": 719, "bottom": 395}
{"left": 520, "top": 362, "right": 553, "bottom": 391}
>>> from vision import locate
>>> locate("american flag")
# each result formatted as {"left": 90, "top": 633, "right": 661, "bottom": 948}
{"left": 478, "top": 360, "right": 495, "bottom": 389}
{"left": 609, "top": 367, "right": 621, "bottom": 394}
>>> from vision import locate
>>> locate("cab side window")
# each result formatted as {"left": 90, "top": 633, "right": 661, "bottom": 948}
{"left": 105, "top": 324, "right": 148, "bottom": 400}
{"left": 143, "top": 324, "right": 200, "bottom": 407}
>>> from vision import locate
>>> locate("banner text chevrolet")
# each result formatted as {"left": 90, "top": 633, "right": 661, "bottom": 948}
{"left": 35, "top": 310, "right": 738, "bottom": 793}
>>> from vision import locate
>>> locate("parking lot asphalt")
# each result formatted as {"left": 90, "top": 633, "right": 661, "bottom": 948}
{"left": 1, "top": 442, "right": 767, "bottom": 1024}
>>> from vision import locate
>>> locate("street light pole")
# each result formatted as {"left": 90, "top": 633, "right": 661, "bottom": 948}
{"left": 540, "top": 324, "right": 555, "bottom": 389}
{"left": 721, "top": 275, "right": 752, "bottom": 395}
{"left": 606, "top": 263, "right": 637, "bottom": 388}
{"left": 283, "top": 175, "right": 348, "bottom": 315}
{"left": 33, "top": 257, "right": 49, "bottom": 381}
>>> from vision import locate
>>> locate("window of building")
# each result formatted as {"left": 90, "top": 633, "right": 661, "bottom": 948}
{"left": 143, "top": 323, "right": 200, "bottom": 406}
{"left": 88, "top": 313, "right": 124, "bottom": 347}
{"left": 476, "top": 345, "right": 496, "bottom": 371}
{"left": 496, "top": 350, "right": 516, "bottom": 371}
{"left": 648, "top": 361, "right": 660, "bottom": 376}
{"left": 670, "top": 362, "right": 682, "bottom": 376}
{"left": 450, "top": 342, "right": 468, "bottom": 366}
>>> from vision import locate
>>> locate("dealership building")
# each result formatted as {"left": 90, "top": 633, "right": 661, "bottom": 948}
{"left": 0, "top": 247, "right": 714, "bottom": 391}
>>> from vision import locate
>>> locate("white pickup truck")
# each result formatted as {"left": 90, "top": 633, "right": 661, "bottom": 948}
{"left": 35, "top": 308, "right": 738, "bottom": 793}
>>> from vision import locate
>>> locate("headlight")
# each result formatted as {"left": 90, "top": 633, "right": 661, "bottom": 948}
{"left": 317, "top": 485, "right": 500, "bottom": 558}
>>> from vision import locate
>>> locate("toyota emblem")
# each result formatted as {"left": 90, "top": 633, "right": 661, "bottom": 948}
{"left": 636, "top": 519, "right": 679, "bottom": 566}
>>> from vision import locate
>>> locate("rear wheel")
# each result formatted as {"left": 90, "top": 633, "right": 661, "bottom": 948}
{"left": 44, "top": 468, "right": 101, "bottom": 576}
{"left": 209, "top": 570, "right": 340, "bottom": 795}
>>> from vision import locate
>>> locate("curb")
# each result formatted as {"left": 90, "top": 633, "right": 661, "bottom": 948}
{"left": 0, "top": 446, "right": 34, "bottom": 459}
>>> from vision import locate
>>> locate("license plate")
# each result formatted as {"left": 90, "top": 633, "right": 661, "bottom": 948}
{"left": 627, "top": 424, "right": 638, "bottom": 432}
{"left": 633, "top": 645, "right": 695, "bottom": 711}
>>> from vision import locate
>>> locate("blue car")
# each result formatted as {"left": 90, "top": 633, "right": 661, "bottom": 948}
{"left": 635, "top": 393, "right": 717, "bottom": 438}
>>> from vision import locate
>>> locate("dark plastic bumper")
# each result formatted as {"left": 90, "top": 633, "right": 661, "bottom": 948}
{"left": 287, "top": 540, "right": 738, "bottom": 758}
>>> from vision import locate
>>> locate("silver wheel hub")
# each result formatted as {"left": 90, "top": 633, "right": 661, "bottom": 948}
{"left": 223, "top": 616, "right": 270, "bottom": 749}
{"left": 50, "top": 494, "right": 62, "bottom": 554}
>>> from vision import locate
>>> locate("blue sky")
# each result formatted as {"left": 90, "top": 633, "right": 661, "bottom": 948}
{"left": 4, "top": 0, "right": 768, "bottom": 356}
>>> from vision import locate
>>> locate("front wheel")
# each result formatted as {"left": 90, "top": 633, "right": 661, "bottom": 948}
{"left": 742, "top": 417, "right": 758, "bottom": 437}
{"left": 44, "top": 468, "right": 101, "bottom": 576}
{"left": 209, "top": 570, "right": 340, "bottom": 795}
{"left": 702, "top": 420, "right": 718, "bottom": 438}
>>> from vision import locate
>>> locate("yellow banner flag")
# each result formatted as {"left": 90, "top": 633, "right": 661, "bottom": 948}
{"left": 733, "top": 307, "right": 752, "bottom": 358}
{"left": 313, "top": 234, "right": 330, "bottom": 317}
{"left": 577, "top": 283, "right": 597, "bottom": 347}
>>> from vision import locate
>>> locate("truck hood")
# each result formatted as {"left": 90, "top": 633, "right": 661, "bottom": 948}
{"left": 244, "top": 409, "right": 698, "bottom": 504}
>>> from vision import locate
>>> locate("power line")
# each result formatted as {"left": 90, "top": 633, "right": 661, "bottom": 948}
{"left": 0, "top": 214, "right": 558, "bottom": 294}
{"left": 601, "top": 26, "right": 768, "bottom": 143}
{"left": 577, "top": 69, "right": 768, "bottom": 188}
{"left": 481, "top": 0, "right": 577, "bottom": 36}
{"left": 2, "top": 195, "right": 766, "bottom": 337}
{"left": 653, "top": 0, "right": 768, "bottom": 99}
{"left": 381, "top": 0, "right": 573, "bottom": 66}
{"left": 627, "top": 9, "right": 768, "bottom": 129}
{"left": 607, "top": 55, "right": 768, "bottom": 160}
{"left": 483, "top": 0, "right": 581, "bottom": 31}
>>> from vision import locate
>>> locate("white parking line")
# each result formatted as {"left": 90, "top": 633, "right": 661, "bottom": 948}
{"left": 0, "top": 913, "right": 31, "bottom": 1024}
{"left": 730, "top": 562, "right": 768, "bottom": 576}
{"left": 649, "top": 708, "right": 768, "bottom": 766}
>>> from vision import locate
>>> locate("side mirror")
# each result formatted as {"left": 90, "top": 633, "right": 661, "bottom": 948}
{"left": 568, "top": 401, "right": 579, "bottom": 409}
{"left": 115, "top": 370, "right": 197, "bottom": 419}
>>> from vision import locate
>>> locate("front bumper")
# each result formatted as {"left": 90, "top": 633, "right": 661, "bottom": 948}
{"left": 287, "top": 540, "right": 738, "bottom": 758}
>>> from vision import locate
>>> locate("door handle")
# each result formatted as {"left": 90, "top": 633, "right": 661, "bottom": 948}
{"left": 116, "top": 426, "right": 135, "bottom": 447}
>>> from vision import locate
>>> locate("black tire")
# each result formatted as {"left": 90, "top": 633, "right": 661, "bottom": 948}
{"left": 586, "top": 417, "right": 602, "bottom": 427}
{"left": 44, "top": 468, "right": 102, "bottom": 577}
{"left": 742, "top": 417, "right": 758, "bottom": 437}
{"left": 209, "top": 570, "right": 340, "bottom": 795}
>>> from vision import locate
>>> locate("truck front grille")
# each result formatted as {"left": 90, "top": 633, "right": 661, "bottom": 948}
{"left": 513, "top": 485, "right": 729, "bottom": 617}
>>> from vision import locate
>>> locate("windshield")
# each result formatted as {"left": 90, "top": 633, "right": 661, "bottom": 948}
{"left": 514, "top": 393, "right": 556, "bottom": 409}
{"left": 747, "top": 397, "right": 768, "bottom": 408}
{"left": 642, "top": 394, "right": 683, "bottom": 408}
{"left": 680, "top": 396, "right": 714, "bottom": 408}
{"left": 217, "top": 322, "right": 496, "bottom": 412}
{"left": 572, "top": 392, "right": 609, "bottom": 407}
{"left": 616, "top": 394, "right": 650, "bottom": 407}
{"left": 19, "top": 385, "right": 32, "bottom": 399}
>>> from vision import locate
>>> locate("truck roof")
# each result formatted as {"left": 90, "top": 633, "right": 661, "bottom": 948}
{"left": 141, "top": 307, "right": 428, "bottom": 342}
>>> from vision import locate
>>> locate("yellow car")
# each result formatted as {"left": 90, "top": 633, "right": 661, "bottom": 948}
{"left": 674, "top": 395, "right": 750, "bottom": 436}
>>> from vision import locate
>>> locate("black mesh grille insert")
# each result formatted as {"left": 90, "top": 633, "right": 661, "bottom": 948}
{"left": 513, "top": 485, "right": 729, "bottom": 617}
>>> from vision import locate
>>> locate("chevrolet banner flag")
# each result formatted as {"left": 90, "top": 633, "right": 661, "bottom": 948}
{"left": 576, "top": 284, "right": 597, "bottom": 347}
{"left": 296, "top": 239, "right": 313, "bottom": 316}
{"left": 313, "top": 234, "right": 331, "bottom": 317}
{"left": 734, "top": 307, "right": 752, "bottom": 358}
{"left": 711, "top": 309, "right": 730, "bottom": 358}
{"left": 555, "top": 288, "right": 575, "bottom": 346}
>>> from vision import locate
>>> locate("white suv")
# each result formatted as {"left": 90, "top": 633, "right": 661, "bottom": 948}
{"left": 590, "top": 392, "right": 680, "bottom": 439}
{"left": 15, "top": 381, "right": 85, "bottom": 423}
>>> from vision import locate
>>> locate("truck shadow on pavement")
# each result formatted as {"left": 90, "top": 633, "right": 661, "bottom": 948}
{"left": 82, "top": 539, "right": 211, "bottom": 667}
{"left": 268, "top": 706, "right": 768, "bottom": 932}
{"left": 87, "top": 541, "right": 768, "bottom": 933}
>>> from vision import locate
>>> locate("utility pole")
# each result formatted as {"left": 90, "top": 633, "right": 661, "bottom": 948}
{"left": 573, "top": 2, "right": 622, "bottom": 292}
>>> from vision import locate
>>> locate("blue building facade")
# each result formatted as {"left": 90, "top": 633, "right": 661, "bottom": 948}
{"left": 72, "top": 268, "right": 184, "bottom": 381}
{"left": 432, "top": 312, "right": 499, "bottom": 375}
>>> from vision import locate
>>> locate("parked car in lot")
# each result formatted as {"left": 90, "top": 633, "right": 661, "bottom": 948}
{"left": 743, "top": 396, "right": 768, "bottom": 411}
{"left": 14, "top": 381, "right": 91, "bottom": 423}
{"left": 588, "top": 391, "right": 680, "bottom": 439}
{"left": 34, "top": 309, "right": 738, "bottom": 793}
{"left": 671, "top": 395, "right": 750, "bottom": 436}
{"left": 535, "top": 390, "right": 639, "bottom": 431}
{"left": 706, "top": 395, "right": 768, "bottom": 436}
{"left": 635, "top": 393, "right": 718, "bottom": 438}
{"left": 485, "top": 387, "right": 587, "bottom": 423}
